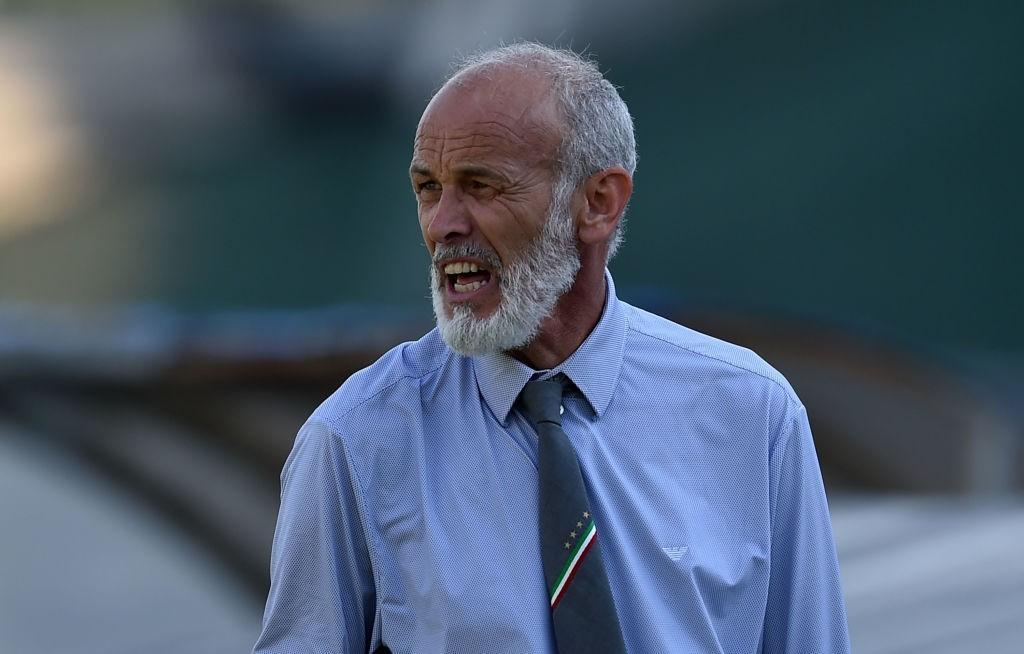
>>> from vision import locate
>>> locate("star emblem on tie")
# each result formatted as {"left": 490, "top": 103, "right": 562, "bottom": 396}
{"left": 569, "top": 530, "right": 577, "bottom": 538}
{"left": 576, "top": 521, "right": 584, "bottom": 529}
{"left": 583, "top": 511, "right": 590, "bottom": 519}
{"left": 564, "top": 542, "right": 572, "bottom": 549}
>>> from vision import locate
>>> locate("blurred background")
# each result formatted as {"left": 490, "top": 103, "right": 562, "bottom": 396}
{"left": 1, "top": 0, "right": 1021, "bottom": 652}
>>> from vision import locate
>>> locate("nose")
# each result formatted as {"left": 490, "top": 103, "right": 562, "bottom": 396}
{"left": 426, "top": 186, "right": 472, "bottom": 245}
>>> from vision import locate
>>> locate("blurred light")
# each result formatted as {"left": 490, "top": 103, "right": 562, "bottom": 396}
{"left": 0, "top": 27, "right": 85, "bottom": 241}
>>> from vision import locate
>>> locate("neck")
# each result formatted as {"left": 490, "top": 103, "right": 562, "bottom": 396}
{"left": 509, "top": 261, "right": 607, "bottom": 370}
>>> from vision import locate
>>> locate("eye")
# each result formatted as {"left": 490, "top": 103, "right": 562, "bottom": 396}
{"left": 416, "top": 180, "right": 441, "bottom": 194}
{"left": 467, "top": 179, "right": 497, "bottom": 197}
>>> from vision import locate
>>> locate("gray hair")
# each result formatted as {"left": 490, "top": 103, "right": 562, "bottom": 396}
{"left": 447, "top": 43, "right": 637, "bottom": 259}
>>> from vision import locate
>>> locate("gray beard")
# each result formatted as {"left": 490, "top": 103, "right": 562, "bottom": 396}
{"left": 430, "top": 191, "right": 581, "bottom": 356}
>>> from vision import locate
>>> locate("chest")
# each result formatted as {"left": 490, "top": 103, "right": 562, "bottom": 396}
{"left": 364, "top": 399, "right": 772, "bottom": 653}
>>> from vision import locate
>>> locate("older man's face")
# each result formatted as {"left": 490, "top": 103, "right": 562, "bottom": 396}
{"left": 411, "top": 70, "right": 579, "bottom": 353}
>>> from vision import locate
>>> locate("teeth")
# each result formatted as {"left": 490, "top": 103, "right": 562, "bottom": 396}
{"left": 443, "top": 261, "right": 484, "bottom": 275}
{"left": 453, "top": 279, "right": 488, "bottom": 293}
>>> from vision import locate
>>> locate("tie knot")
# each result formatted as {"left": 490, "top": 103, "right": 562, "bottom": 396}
{"left": 518, "top": 374, "right": 569, "bottom": 427}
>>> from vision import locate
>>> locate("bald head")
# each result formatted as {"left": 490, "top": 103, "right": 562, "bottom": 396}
{"left": 417, "top": 64, "right": 564, "bottom": 175}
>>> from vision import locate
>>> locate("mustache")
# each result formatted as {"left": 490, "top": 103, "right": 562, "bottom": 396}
{"left": 432, "top": 242, "right": 503, "bottom": 273}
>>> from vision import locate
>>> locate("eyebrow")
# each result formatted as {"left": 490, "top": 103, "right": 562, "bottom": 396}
{"left": 460, "top": 164, "right": 511, "bottom": 181}
{"left": 409, "top": 162, "right": 510, "bottom": 184}
{"left": 409, "top": 162, "right": 432, "bottom": 177}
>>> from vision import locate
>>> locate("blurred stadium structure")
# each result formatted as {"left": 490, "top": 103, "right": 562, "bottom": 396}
{"left": 1, "top": 1, "right": 1021, "bottom": 652}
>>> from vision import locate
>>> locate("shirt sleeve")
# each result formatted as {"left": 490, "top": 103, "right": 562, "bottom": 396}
{"left": 762, "top": 400, "right": 851, "bottom": 654}
{"left": 253, "top": 419, "right": 378, "bottom": 654}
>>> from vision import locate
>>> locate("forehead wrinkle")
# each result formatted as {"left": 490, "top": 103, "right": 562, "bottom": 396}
{"left": 415, "top": 120, "right": 527, "bottom": 151}
{"left": 414, "top": 123, "right": 557, "bottom": 175}
{"left": 442, "top": 143, "right": 517, "bottom": 178}
{"left": 458, "top": 120, "right": 528, "bottom": 146}
{"left": 413, "top": 75, "right": 563, "bottom": 176}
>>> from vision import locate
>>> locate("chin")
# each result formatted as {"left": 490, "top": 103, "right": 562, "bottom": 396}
{"left": 446, "top": 299, "right": 498, "bottom": 320}
{"left": 434, "top": 296, "right": 537, "bottom": 356}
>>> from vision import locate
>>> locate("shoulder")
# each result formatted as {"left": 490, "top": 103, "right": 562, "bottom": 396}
{"left": 308, "top": 328, "right": 453, "bottom": 434}
{"left": 621, "top": 301, "right": 802, "bottom": 409}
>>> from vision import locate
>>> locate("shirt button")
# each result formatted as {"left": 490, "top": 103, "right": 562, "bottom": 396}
{"left": 560, "top": 405, "right": 565, "bottom": 415}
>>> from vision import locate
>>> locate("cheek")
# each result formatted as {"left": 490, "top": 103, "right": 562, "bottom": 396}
{"left": 478, "top": 202, "right": 540, "bottom": 252}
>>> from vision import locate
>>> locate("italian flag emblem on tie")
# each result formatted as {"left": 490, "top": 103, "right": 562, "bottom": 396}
{"left": 549, "top": 515, "right": 597, "bottom": 609}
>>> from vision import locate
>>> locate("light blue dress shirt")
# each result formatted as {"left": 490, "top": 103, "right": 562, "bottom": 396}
{"left": 254, "top": 272, "right": 850, "bottom": 653}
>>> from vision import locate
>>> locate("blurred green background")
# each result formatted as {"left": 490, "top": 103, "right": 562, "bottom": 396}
{"left": 2, "top": 0, "right": 1020, "bottom": 357}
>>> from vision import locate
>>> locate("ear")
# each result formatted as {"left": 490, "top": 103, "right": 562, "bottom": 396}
{"left": 577, "top": 167, "right": 633, "bottom": 246}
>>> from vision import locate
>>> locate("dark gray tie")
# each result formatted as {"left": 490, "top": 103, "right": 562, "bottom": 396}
{"left": 518, "top": 375, "right": 627, "bottom": 654}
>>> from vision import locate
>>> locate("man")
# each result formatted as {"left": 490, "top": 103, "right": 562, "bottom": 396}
{"left": 254, "top": 43, "right": 850, "bottom": 653}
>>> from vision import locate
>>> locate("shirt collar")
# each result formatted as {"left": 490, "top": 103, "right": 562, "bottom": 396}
{"left": 473, "top": 269, "right": 627, "bottom": 425}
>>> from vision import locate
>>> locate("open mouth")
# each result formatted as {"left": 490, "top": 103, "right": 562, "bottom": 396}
{"left": 442, "top": 260, "right": 493, "bottom": 296}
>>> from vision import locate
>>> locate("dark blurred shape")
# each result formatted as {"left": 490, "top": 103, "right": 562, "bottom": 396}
{"left": 0, "top": 304, "right": 421, "bottom": 596}
{"left": 679, "top": 309, "right": 1022, "bottom": 493}
{"left": 191, "top": 0, "right": 390, "bottom": 126}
